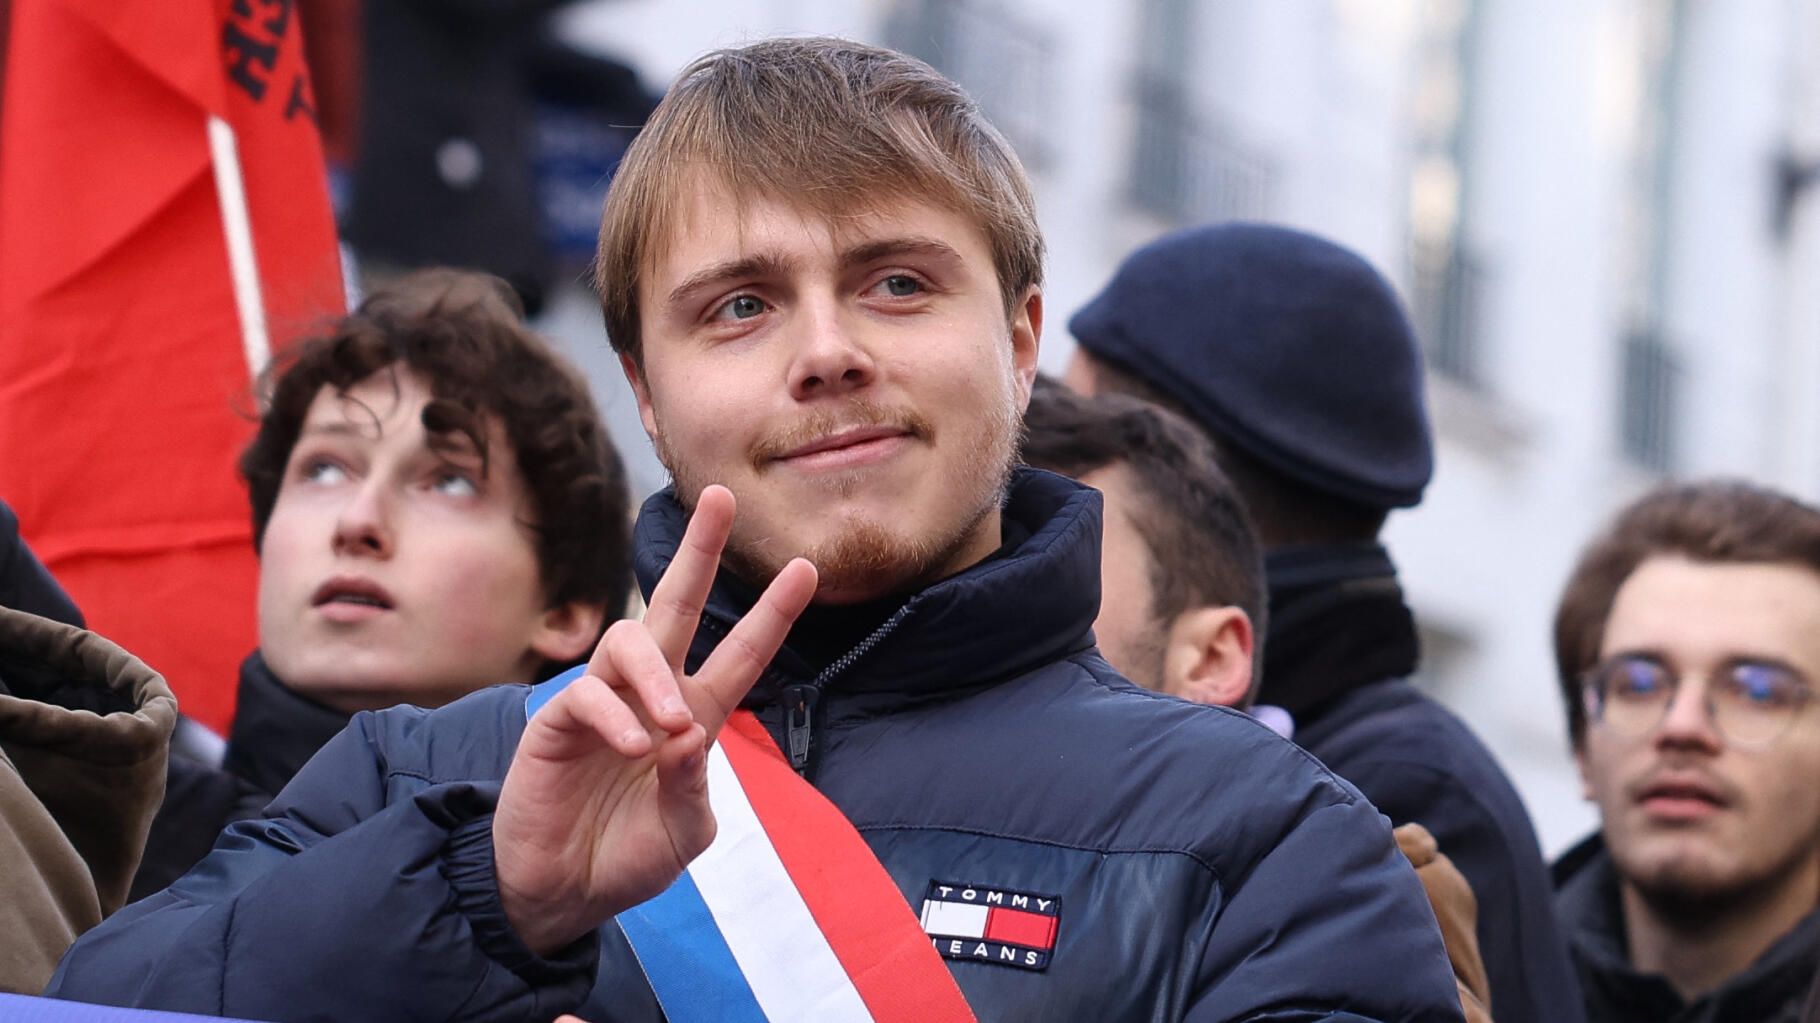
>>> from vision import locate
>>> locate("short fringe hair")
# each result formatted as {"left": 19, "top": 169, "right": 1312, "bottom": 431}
{"left": 593, "top": 36, "right": 1044, "bottom": 362}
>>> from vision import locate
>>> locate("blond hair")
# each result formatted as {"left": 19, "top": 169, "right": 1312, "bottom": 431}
{"left": 593, "top": 36, "right": 1044, "bottom": 362}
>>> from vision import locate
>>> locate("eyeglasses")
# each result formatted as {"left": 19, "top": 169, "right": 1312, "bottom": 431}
{"left": 1581, "top": 654, "right": 1817, "bottom": 750}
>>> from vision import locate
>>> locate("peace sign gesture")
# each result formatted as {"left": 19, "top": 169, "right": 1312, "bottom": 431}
{"left": 493, "top": 485, "right": 818, "bottom": 955}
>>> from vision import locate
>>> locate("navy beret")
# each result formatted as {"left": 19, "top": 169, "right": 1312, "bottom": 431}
{"left": 1068, "top": 221, "right": 1433, "bottom": 510}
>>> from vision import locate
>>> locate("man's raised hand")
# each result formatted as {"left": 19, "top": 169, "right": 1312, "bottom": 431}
{"left": 492, "top": 485, "right": 817, "bottom": 955}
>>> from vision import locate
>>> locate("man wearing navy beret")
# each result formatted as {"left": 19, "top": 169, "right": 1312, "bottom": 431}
{"left": 1066, "top": 221, "right": 1582, "bottom": 1023}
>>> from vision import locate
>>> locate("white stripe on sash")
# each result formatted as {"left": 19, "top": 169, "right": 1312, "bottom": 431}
{"left": 693, "top": 745, "right": 876, "bottom": 1021}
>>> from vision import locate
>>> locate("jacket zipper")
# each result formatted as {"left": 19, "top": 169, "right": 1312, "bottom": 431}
{"left": 691, "top": 603, "right": 914, "bottom": 778}
{"left": 783, "top": 604, "right": 915, "bottom": 779}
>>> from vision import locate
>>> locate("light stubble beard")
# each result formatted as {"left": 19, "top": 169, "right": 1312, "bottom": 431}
{"left": 1619, "top": 825, "right": 1820, "bottom": 931}
{"left": 657, "top": 387, "right": 1022, "bottom": 603}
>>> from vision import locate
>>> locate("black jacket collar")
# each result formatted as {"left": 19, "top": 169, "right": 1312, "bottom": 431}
{"left": 1258, "top": 541, "right": 1420, "bottom": 719}
{"left": 220, "top": 652, "right": 351, "bottom": 799}
{"left": 631, "top": 468, "right": 1103, "bottom": 709}
{"left": 1555, "top": 833, "right": 1820, "bottom": 1022}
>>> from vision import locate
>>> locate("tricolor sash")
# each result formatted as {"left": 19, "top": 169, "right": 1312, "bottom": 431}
{"left": 526, "top": 670, "right": 976, "bottom": 1022}
{"left": 0, "top": 995, "right": 260, "bottom": 1022}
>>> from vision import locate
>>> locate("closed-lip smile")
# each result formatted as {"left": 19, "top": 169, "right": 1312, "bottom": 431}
{"left": 773, "top": 426, "right": 913, "bottom": 471}
{"left": 778, "top": 425, "right": 910, "bottom": 460}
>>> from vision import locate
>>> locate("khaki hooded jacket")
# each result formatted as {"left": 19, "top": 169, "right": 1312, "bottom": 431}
{"left": 0, "top": 604, "right": 175, "bottom": 993}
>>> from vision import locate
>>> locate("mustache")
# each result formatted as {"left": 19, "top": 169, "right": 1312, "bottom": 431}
{"left": 749, "top": 400, "right": 933, "bottom": 465}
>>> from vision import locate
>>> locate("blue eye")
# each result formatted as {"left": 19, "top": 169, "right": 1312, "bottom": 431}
{"left": 432, "top": 471, "right": 479, "bottom": 498}
{"left": 1611, "top": 659, "right": 1669, "bottom": 699}
{"left": 1727, "top": 664, "right": 1801, "bottom": 708}
{"left": 878, "top": 275, "right": 922, "bottom": 297}
{"left": 302, "top": 459, "right": 348, "bottom": 485}
{"left": 712, "top": 295, "right": 767, "bottom": 321}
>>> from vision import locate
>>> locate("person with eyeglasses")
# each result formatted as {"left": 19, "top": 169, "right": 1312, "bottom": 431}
{"left": 1552, "top": 480, "right": 1820, "bottom": 1023}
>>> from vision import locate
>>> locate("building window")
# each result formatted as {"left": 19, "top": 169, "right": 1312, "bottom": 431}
{"left": 1620, "top": 329, "right": 1680, "bottom": 473}
{"left": 1128, "top": 77, "right": 1276, "bottom": 223}
{"left": 1411, "top": 240, "right": 1485, "bottom": 387}
{"left": 883, "top": 0, "right": 1056, "bottom": 170}
{"left": 1408, "top": 0, "right": 1485, "bottom": 387}
{"left": 1613, "top": 1, "right": 1685, "bottom": 473}
{"left": 1125, "top": 0, "right": 1274, "bottom": 223}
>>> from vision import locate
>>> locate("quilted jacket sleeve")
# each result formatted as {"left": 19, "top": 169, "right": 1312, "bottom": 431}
{"left": 45, "top": 712, "right": 599, "bottom": 1022}
{"left": 1185, "top": 796, "right": 1467, "bottom": 1023}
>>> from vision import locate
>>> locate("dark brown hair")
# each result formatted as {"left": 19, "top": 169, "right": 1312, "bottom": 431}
{"left": 1019, "top": 378, "right": 1267, "bottom": 690}
{"left": 593, "top": 36, "right": 1044, "bottom": 363}
{"left": 241, "top": 270, "right": 633, "bottom": 633}
{"left": 1554, "top": 480, "right": 1820, "bottom": 747}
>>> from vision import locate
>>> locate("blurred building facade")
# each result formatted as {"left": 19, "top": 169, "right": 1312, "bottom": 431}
{"left": 544, "top": 0, "right": 1820, "bottom": 853}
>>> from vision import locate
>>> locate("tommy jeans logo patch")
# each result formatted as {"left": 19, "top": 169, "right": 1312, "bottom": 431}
{"left": 919, "top": 880, "right": 1060, "bottom": 972}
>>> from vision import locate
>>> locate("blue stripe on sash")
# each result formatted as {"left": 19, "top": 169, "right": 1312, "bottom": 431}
{"left": 528, "top": 667, "right": 770, "bottom": 1020}
{"left": 525, "top": 664, "right": 587, "bottom": 719}
{"left": 0, "top": 993, "right": 258, "bottom": 1021}
{"left": 618, "top": 873, "right": 770, "bottom": 1022}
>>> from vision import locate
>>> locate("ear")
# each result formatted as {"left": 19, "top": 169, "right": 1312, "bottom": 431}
{"left": 619, "top": 351, "right": 659, "bottom": 441}
{"left": 527, "top": 599, "right": 610, "bottom": 667}
{"left": 1160, "top": 606, "right": 1256, "bottom": 709}
{"left": 1009, "top": 285, "right": 1043, "bottom": 408}
{"left": 1574, "top": 747, "right": 1595, "bottom": 802}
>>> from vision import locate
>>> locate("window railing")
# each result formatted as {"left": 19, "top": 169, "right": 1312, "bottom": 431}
{"left": 1411, "top": 241, "right": 1486, "bottom": 387}
{"left": 883, "top": 0, "right": 1055, "bottom": 169}
{"left": 1128, "top": 72, "right": 1276, "bottom": 223}
{"left": 1620, "top": 328, "right": 1680, "bottom": 473}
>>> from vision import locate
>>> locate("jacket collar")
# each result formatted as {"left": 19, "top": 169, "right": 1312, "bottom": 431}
{"left": 1258, "top": 541, "right": 1420, "bottom": 719}
{"left": 631, "top": 468, "right": 1103, "bottom": 707}
{"left": 220, "top": 651, "right": 351, "bottom": 798}
{"left": 1556, "top": 833, "right": 1820, "bottom": 1020}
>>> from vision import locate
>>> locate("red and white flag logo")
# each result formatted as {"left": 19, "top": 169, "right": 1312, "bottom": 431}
{"left": 919, "top": 881, "right": 1060, "bottom": 972}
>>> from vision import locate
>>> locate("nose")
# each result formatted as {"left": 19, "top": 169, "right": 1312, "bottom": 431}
{"left": 786, "top": 297, "right": 876, "bottom": 401}
{"left": 1654, "top": 679, "right": 1724, "bottom": 753}
{"left": 331, "top": 476, "right": 394, "bottom": 559}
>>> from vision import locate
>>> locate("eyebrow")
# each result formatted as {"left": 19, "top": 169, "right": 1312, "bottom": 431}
{"left": 840, "top": 236, "right": 965, "bottom": 269}
{"left": 297, "top": 421, "right": 364, "bottom": 439}
{"left": 298, "top": 419, "right": 484, "bottom": 459}
{"left": 1608, "top": 649, "right": 1809, "bottom": 679}
{"left": 666, "top": 253, "right": 796, "bottom": 308}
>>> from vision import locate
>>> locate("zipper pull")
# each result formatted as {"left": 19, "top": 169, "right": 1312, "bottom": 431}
{"left": 782, "top": 683, "right": 819, "bottom": 774}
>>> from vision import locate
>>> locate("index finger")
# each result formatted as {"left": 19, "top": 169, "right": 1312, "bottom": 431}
{"left": 691, "top": 556, "right": 818, "bottom": 735}
{"left": 643, "top": 484, "right": 737, "bottom": 674}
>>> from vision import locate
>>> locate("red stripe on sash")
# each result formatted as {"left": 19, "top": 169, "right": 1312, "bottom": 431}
{"left": 720, "top": 711, "right": 977, "bottom": 1023}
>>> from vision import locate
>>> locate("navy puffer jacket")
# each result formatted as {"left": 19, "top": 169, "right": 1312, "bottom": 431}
{"left": 50, "top": 471, "right": 1462, "bottom": 1022}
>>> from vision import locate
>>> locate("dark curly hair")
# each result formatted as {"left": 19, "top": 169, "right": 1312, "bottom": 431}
{"left": 240, "top": 270, "right": 632, "bottom": 646}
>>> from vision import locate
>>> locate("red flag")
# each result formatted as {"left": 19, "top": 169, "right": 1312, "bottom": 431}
{"left": 0, "top": 0, "right": 345, "bottom": 731}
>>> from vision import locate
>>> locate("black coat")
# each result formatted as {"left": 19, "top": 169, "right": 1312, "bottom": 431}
{"left": 1554, "top": 834, "right": 1820, "bottom": 1023}
{"left": 129, "top": 654, "right": 348, "bottom": 902}
{"left": 1263, "top": 542, "right": 1586, "bottom": 1023}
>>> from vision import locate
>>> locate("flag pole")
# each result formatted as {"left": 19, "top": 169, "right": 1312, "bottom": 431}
{"left": 206, "top": 115, "right": 271, "bottom": 378}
